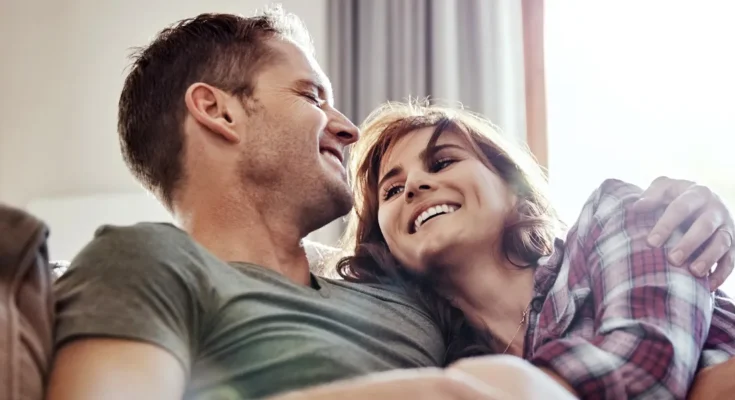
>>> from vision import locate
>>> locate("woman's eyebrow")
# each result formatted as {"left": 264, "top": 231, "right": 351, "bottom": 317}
{"left": 418, "top": 143, "right": 464, "bottom": 161}
{"left": 378, "top": 165, "right": 403, "bottom": 190}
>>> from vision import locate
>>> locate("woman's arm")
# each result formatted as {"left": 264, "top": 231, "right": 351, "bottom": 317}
{"left": 530, "top": 179, "right": 713, "bottom": 399}
{"left": 689, "top": 357, "right": 735, "bottom": 400}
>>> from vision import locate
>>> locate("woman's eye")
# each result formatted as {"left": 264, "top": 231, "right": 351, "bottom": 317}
{"left": 383, "top": 185, "right": 404, "bottom": 200}
{"left": 430, "top": 158, "right": 455, "bottom": 172}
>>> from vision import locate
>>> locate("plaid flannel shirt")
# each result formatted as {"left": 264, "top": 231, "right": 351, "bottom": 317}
{"left": 525, "top": 179, "right": 735, "bottom": 399}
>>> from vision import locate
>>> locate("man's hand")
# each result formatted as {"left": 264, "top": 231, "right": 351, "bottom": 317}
{"left": 633, "top": 176, "right": 735, "bottom": 290}
{"left": 272, "top": 368, "right": 509, "bottom": 400}
{"left": 448, "top": 356, "right": 578, "bottom": 400}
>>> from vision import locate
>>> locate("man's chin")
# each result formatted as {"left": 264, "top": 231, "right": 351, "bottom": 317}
{"left": 332, "top": 190, "right": 354, "bottom": 220}
{"left": 301, "top": 182, "right": 353, "bottom": 233}
{"left": 326, "top": 178, "right": 354, "bottom": 214}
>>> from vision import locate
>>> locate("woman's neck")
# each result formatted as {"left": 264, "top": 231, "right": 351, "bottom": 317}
{"left": 443, "top": 251, "right": 536, "bottom": 355}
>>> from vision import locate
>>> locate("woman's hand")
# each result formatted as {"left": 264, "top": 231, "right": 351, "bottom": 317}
{"left": 448, "top": 356, "right": 578, "bottom": 400}
{"left": 633, "top": 176, "right": 735, "bottom": 290}
{"left": 688, "top": 358, "right": 735, "bottom": 400}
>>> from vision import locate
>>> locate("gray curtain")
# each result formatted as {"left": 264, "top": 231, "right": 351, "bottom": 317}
{"left": 308, "top": 0, "right": 528, "bottom": 247}
{"left": 327, "top": 0, "right": 528, "bottom": 142}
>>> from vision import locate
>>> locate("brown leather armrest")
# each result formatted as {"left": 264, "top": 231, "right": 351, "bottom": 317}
{"left": 0, "top": 204, "right": 55, "bottom": 400}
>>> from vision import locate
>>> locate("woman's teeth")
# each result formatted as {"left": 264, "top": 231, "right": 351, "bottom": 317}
{"left": 414, "top": 204, "right": 458, "bottom": 232}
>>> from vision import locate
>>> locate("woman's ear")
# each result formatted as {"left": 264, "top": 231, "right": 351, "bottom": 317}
{"left": 184, "top": 82, "right": 241, "bottom": 144}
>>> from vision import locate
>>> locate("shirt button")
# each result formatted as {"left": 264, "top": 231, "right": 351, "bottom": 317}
{"left": 532, "top": 298, "right": 544, "bottom": 312}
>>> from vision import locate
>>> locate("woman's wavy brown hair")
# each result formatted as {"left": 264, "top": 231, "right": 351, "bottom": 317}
{"left": 336, "top": 101, "right": 562, "bottom": 363}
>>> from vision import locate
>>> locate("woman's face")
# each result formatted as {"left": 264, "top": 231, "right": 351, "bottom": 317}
{"left": 376, "top": 127, "right": 516, "bottom": 274}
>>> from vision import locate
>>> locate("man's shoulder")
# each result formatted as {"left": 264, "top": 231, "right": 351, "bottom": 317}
{"left": 90, "top": 222, "right": 191, "bottom": 248}
{"left": 67, "top": 222, "right": 210, "bottom": 280}
{"left": 81, "top": 222, "right": 200, "bottom": 258}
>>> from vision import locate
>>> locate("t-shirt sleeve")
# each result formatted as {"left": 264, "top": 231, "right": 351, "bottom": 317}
{"left": 53, "top": 224, "right": 207, "bottom": 375}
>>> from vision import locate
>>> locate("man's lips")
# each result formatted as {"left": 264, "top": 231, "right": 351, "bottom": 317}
{"left": 319, "top": 146, "right": 344, "bottom": 164}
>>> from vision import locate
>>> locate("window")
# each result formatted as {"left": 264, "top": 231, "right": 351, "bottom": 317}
{"left": 545, "top": 1, "right": 735, "bottom": 293}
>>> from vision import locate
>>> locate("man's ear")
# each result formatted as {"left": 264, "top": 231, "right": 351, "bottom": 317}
{"left": 184, "top": 83, "right": 241, "bottom": 143}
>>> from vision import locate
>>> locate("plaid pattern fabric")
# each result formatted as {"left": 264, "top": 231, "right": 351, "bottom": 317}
{"left": 525, "top": 179, "right": 735, "bottom": 399}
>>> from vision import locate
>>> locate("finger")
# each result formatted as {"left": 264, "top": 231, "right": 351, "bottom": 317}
{"left": 689, "top": 228, "right": 732, "bottom": 276}
{"left": 647, "top": 188, "right": 711, "bottom": 248}
{"left": 633, "top": 177, "right": 694, "bottom": 211}
{"left": 668, "top": 208, "right": 722, "bottom": 266}
{"left": 633, "top": 176, "right": 676, "bottom": 211}
{"left": 709, "top": 251, "right": 734, "bottom": 291}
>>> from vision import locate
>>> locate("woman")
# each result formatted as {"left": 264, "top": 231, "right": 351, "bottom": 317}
{"left": 337, "top": 101, "right": 735, "bottom": 399}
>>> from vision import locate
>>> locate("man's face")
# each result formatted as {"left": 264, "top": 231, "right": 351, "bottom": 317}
{"left": 237, "top": 39, "right": 360, "bottom": 235}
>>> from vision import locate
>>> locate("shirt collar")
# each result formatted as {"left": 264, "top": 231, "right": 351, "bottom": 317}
{"left": 532, "top": 238, "right": 566, "bottom": 298}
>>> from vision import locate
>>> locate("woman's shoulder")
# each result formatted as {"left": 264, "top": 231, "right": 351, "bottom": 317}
{"left": 580, "top": 179, "right": 645, "bottom": 215}
{"left": 570, "top": 179, "right": 648, "bottom": 236}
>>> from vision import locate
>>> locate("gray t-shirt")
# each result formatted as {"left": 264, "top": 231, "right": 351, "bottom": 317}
{"left": 54, "top": 223, "right": 445, "bottom": 399}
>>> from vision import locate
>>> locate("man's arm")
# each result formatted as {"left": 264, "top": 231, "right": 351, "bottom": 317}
{"left": 50, "top": 224, "right": 202, "bottom": 399}
{"left": 266, "top": 368, "right": 507, "bottom": 400}
{"left": 46, "top": 339, "right": 185, "bottom": 400}
{"left": 45, "top": 343, "right": 506, "bottom": 400}
{"left": 447, "top": 356, "right": 577, "bottom": 400}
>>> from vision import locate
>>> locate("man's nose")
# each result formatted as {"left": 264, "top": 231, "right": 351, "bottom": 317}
{"left": 326, "top": 108, "right": 360, "bottom": 145}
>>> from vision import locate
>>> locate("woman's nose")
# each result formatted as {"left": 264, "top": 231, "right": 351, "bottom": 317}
{"left": 405, "top": 176, "right": 434, "bottom": 201}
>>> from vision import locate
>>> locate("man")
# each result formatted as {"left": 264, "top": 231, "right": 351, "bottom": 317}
{"left": 47, "top": 6, "right": 735, "bottom": 400}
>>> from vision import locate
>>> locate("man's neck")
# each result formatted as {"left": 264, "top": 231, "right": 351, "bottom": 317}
{"left": 444, "top": 250, "right": 536, "bottom": 352}
{"left": 174, "top": 189, "right": 312, "bottom": 286}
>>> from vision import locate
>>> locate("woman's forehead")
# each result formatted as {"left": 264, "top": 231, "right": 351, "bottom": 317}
{"left": 378, "top": 127, "right": 467, "bottom": 173}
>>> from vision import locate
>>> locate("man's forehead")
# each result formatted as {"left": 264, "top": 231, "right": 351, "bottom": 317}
{"left": 269, "top": 38, "right": 334, "bottom": 102}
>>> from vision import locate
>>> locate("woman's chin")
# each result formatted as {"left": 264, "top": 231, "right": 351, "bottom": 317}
{"left": 414, "top": 231, "right": 462, "bottom": 267}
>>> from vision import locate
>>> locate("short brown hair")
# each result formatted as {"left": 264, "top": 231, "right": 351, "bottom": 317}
{"left": 337, "top": 101, "right": 562, "bottom": 362}
{"left": 118, "top": 6, "right": 313, "bottom": 208}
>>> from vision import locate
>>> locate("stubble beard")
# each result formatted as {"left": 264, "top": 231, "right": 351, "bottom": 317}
{"left": 239, "top": 108, "right": 355, "bottom": 236}
{"left": 300, "top": 175, "right": 354, "bottom": 235}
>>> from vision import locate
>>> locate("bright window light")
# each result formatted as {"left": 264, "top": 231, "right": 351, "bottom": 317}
{"left": 546, "top": 1, "right": 735, "bottom": 293}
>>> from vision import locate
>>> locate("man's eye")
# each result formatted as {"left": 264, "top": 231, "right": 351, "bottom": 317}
{"left": 302, "top": 93, "right": 322, "bottom": 105}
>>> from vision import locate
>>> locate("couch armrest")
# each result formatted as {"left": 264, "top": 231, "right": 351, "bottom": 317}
{"left": 0, "top": 204, "right": 55, "bottom": 400}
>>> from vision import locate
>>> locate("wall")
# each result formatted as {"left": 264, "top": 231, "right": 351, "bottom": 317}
{"left": 1, "top": 0, "right": 327, "bottom": 206}
{"left": 0, "top": 0, "right": 334, "bottom": 260}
